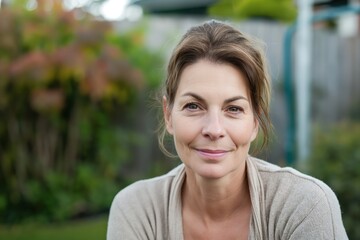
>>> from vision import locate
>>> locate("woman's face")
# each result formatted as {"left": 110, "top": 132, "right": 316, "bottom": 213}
{"left": 164, "top": 59, "right": 258, "bottom": 179}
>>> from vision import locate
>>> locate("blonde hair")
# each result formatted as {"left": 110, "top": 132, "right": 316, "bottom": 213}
{"left": 159, "top": 20, "right": 272, "bottom": 156}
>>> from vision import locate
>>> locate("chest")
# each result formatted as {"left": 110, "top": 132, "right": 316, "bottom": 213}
{"left": 182, "top": 210, "right": 251, "bottom": 240}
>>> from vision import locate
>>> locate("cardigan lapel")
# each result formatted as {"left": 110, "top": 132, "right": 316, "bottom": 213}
{"left": 247, "top": 156, "right": 266, "bottom": 240}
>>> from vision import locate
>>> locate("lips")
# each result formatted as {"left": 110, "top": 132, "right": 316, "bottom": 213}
{"left": 195, "top": 148, "right": 229, "bottom": 159}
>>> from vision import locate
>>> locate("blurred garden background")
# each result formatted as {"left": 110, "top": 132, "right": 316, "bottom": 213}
{"left": 0, "top": 0, "right": 359, "bottom": 239}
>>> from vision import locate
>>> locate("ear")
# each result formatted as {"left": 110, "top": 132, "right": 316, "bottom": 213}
{"left": 250, "top": 118, "right": 259, "bottom": 142}
{"left": 163, "top": 96, "right": 174, "bottom": 135}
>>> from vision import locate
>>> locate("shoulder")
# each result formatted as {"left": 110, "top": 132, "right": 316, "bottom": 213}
{"left": 111, "top": 164, "right": 184, "bottom": 213}
{"left": 254, "top": 157, "right": 336, "bottom": 203}
{"left": 251, "top": 158, "right": 348, "bottom": 239}
{"left": 107, "top": 164, "right": 184, "bottom": 240}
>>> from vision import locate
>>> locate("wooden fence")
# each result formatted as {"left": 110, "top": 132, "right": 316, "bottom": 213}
{"left": 117, "top": 16, "right": 360, "bottom": 164}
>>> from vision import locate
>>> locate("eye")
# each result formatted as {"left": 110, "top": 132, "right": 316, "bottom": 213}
{"left": 227, "top": 106, "right": 244, "bottom": 113}
{"left": 184, "top": 102, "right": 201, "bottom": 111}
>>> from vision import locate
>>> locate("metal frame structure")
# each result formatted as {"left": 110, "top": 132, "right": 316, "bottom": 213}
{"left": 283, "top": 4, "right": 360, "bottom": 165}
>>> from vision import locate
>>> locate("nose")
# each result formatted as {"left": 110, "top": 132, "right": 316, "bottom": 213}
{"left": 201, "top": 110, "right": 225, "bottom": 141}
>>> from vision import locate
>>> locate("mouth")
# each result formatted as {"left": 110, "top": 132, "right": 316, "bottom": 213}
{"left": 195, "top": 148, "right": 230, "bottom": 159}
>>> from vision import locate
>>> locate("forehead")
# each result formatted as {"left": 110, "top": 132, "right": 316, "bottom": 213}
{"left": 176, "top": 60, "right": 249, "bottom": 98}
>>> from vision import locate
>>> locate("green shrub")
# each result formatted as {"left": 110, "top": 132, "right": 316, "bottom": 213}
{"left": 208, "top": 0, "right": 297, "bottom": 23}
{"left": 306, "top": 123, "right": 360, "bottom": 239}
{"left": 0, "top": 2, "right": 162, "bottom": 223}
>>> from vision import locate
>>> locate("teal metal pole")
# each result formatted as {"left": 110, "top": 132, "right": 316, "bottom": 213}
{"left": 283, "top": 25, "right": 297, "bottom": 165}
{"left": 283, "top": 4, "right": 360, "bottom": 165}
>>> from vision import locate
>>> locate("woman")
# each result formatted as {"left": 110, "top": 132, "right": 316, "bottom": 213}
{"left": 107, "top": 20, "right": 348, "bottom": 240}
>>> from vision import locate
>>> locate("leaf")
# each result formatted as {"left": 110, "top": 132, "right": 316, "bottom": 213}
{"left": 10, "top": 51, "right": 53, "bottom": 84}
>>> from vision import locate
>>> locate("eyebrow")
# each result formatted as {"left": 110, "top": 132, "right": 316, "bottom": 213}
{"left": 181, "top": 92, "right": 249, "bottom": 104}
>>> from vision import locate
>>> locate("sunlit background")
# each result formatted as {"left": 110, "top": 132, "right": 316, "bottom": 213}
{"left": 0, "top": 0, "right": 359, "bottom": 239}
{"left": 20, "top": 0, "right": 141, "bottom": 21}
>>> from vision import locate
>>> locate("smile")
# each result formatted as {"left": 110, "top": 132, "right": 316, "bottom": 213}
{"left": 195, "top": 148, "right": 229, "bottom": 159}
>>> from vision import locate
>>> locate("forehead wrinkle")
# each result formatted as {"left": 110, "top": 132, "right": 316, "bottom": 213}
{"left": 176, "top": 60, "right": 251, "bottom": 105}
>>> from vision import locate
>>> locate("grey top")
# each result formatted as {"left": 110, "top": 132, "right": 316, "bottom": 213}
{"left": 107, "top": 157, "right": 348, "bottom": 240}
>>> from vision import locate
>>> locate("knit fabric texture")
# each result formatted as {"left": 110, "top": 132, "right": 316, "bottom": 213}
{"left": 107, "top": 157, "right": 348, "bottom": 240}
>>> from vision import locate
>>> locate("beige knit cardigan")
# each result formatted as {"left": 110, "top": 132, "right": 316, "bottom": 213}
{"left": 107, "top": 157, "right": 348, "bottom": 240}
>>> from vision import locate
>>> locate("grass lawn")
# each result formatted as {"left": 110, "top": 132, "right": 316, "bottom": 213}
{"left": 0, "top": 215, "right": 108, "bottom": 240}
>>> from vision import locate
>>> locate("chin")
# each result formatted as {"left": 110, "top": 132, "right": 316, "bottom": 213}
{"left": 188, "top": 163, "right": 233, "bottom": 180}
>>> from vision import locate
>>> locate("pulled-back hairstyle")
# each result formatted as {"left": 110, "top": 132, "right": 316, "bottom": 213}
{"left": 159, "top": 20, "right": 272, "bottom": 156}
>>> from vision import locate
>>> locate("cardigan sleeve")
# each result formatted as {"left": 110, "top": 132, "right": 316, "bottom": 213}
{"left": 288, "top": 186, "right": 348, "bottom": 240}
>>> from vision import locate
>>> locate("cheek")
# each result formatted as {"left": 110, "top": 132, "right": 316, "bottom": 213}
{"left": 229, "top": 120, "right": 258, "bottom": 146}
{"left": 172, "top": 117, "right": 199, "bottom": 144}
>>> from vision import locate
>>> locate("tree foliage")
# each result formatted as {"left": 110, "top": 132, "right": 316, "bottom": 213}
{"left": 306, "top": 123, "right": 360, "bottom": 239}
{"left": 208, "top": 0, "right": 297, "bottom": 23}
{"left": 0, "top": 1, "right": 162, "bottom": 223}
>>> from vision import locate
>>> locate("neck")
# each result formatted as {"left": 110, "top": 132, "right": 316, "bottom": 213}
{"left": 182, "top": 162, "right": 251, "bottom": 222}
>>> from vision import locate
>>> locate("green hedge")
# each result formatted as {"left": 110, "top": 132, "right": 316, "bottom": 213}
{"left": 306, "top": 123, "right": 360, "bottom": 239}
{"left": 208, "top": 0, "right": 297, "bottom": 22}
{"left": 0, "top": 3, "right": 162, "bottom": 223}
